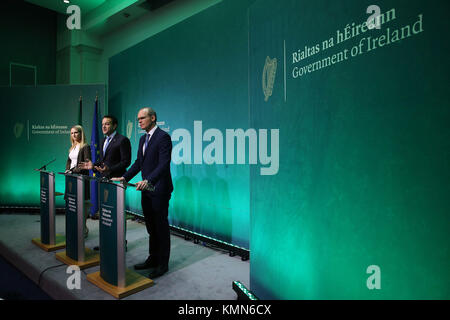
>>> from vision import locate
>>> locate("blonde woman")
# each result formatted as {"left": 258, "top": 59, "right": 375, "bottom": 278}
{"left": 65, "top": 125, "right": 92, "bottom": 238}
{"left": 66, "top": 125, "right": 91, "bottom": 174}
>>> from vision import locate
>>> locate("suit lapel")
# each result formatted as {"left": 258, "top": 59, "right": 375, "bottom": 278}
{"left": 103, "top": 134, "right": 118, "bottom": 158}
{"left": 143, "top": 127, "right": 158, "bottom": 160}
{"left": 138, "top": 134, "right": 146, "bottom": 161}
{"left": 104, "top": 137, "right": 113, "bottom": 157}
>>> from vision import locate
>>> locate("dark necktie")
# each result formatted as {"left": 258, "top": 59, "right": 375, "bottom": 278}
{"left": 143, "top": 133, "right": 151, "bottom": 154}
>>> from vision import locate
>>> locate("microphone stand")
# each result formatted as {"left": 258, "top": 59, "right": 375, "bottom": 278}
{"left": 36, "top": 158, "right": 56, "bottom": 171}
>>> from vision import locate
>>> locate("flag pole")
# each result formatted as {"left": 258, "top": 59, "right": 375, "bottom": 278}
{"left": 90, "top": 96, "right": 100, "bottom": 218}
{"left": 78, "top": 95, "right": 83, "bottom": 126}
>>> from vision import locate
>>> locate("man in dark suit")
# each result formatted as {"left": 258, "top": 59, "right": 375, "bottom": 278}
{"left": 79, "top": 115, "right": 131, "bottom": 220}
{"left": 113, "top": 107, "right": 173, "bottom": 279}
{"left": 91, "top": 115, "right": 131, "bottom": 179}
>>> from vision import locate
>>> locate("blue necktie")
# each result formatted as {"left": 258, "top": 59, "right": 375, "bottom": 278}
{"left": 143, "top": 133, "right": 151, "bottom": 154}
{"left": 103, "top": 136, "right": 111, "bottom": 156}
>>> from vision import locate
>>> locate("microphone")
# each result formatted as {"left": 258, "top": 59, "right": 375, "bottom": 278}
{"left": 37, "top": 158, "right": 56, "bottom": 171}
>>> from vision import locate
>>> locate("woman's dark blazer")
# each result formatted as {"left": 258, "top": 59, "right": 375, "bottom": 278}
{"left": 65, "top": 144, "right": 92, "bottom": 199}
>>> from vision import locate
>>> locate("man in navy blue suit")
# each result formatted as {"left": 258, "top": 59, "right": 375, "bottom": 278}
{"left": 79, "top": 115, "right": 131, "bottom": 224}
{"left": 113, "top": 107, "right": 173, "bottom": 279}
{"left": 80, "top": 115, "right": 131, "bottom": 180}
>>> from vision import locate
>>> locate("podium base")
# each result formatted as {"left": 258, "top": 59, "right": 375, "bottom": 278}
{"left": 31, "top": 234, "right": 66, "bottom": 252}
{"left": 55, "top": 248, "right": 100, "bottom": 269}
{"left": 87, "top": 269, "right": 154, "bottom": 299}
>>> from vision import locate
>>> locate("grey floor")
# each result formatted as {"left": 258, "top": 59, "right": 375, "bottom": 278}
{"left": 0, "top": 213, "right": 249, "bottom": 300}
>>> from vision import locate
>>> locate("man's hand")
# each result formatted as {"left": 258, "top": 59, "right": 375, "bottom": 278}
{"left": 111, "top": 177, "right": 126, "bottom": 183}
{"left": 94, "top": 164, "right": 109, "bottom": 173}
{"left": 78, "top": 160, "right": 93, "bottom": 170}
{"left": 135, "top": 180, "right": 149, "bottom": 191}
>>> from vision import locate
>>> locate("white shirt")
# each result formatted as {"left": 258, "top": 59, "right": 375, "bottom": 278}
{"left": 143, "top": 125, "right": 158, "bottom": 154}
{"left": 69, "top": 144, "right": 80, "bottom": 169}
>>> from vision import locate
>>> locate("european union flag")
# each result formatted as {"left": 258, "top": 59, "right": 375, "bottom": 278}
{"left": 90, "top": 96, "right": 100, "bottom": 217}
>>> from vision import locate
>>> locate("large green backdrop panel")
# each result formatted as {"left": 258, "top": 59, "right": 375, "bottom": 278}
{"left": 249, "top": 0, "right": 449, "bottom": 299}
{"left": 109, "top": 1, "right": 255, "bottom": 248}
{"left": 0, "top": 85, "right": 106, "bottom": 207}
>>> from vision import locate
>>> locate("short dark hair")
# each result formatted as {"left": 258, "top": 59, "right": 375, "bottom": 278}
{"left": 103, "top": 115, "right": 118, "bottom": 126}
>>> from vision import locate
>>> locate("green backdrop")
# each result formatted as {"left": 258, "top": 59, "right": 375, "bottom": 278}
{"left": 1, "top": 0, "right": 448, "bottom": 300}
{"left": 0, "top": 85, "right": 105, "bottom": 207}
{"left": 249, "top": 0, "right": 449, "bottom": 299}
{"left": 109, "top": 0, "right": 254, "bottom": 249}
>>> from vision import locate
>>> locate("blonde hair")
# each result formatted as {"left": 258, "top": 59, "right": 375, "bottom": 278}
{"left": 69, "top": 125, "right": 87, "bottom": 152}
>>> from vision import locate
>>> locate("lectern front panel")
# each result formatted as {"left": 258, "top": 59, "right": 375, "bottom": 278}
{"left": 99, "top": 182, "right": 126, "bottom": 287}
{"left": 65, "top": 175, "right": 85, "bottom": 261}
{"left": 40, "top": 171, "right": 55, "bottom": 245}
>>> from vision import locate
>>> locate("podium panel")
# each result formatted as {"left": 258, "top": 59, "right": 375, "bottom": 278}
{"left": 88, "top": 180, "right": 153, "bottom": 298}
{"left": 32, "top": 170, "right": 65, "bottom": 251}
{"left": 40, "top": 171, "right": 53, "bottom": 244}
{"left": 65, "top": 174, "right": 85, "bottom": 261}
{"left": 99, "top": 181, "right": 125, "bottom": 286}
{"left": 56, "top": 173, "right": 99, "bottom": 269}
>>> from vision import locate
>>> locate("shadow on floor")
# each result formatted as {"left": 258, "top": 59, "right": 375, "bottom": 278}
{"left": 0, "top": 254, "right": 52, "bottom": 300}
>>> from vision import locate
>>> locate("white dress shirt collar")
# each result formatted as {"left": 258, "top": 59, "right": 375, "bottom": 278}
{"left": 147, "top": 125, "right": 157, "bottom": 137}
{"left": 106, "top": 130, "right": 117, "bottom": 141}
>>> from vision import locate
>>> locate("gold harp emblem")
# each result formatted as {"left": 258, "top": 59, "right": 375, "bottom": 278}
{"left": 262, "top": 56, "right": 277, "bottom": 102}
